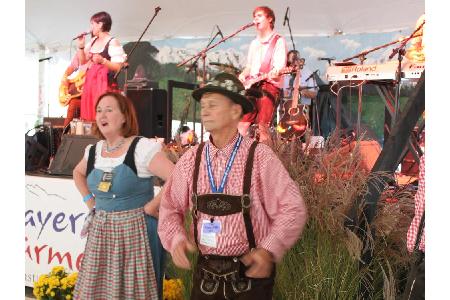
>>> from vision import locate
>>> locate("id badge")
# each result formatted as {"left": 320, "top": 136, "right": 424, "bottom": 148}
{"left": 200, "top": 219, "right": 221, "bottom": 248}
{"left": 97, "top": 171, "right": 113, "bottom": 192}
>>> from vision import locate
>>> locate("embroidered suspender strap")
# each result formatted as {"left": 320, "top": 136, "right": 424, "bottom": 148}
{"left": 192, "top": 143, "right": 205, "bottom": 252}
{"left": 258, "top": 34, "right": 281, "bottom": 74}
{"left": 123, "top": 136, "right": 142, "bottom": 175}
{"left": 242, "top": 141, "right": 259, "bottom": 250}
{"left": 86, "top": 143, "right": 97, "bottom": 177}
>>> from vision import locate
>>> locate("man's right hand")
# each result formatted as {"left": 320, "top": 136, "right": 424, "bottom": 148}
{"left": 171, "top": 240, "right": 196, "bottom": 270}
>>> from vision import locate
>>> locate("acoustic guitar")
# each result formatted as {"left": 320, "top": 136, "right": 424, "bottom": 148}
{"left": 277, "top": 64, "right": 309, "bottom": 139}
{"left": 58, "top": 70, "right": 86, "bottom": 106}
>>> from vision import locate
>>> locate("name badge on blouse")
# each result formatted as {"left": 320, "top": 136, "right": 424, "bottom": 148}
{"left": 97, "top": 171, "right": 113, "bottom": 192}
{"left": 200, "top": 219, "right": 221, "bottom": 248}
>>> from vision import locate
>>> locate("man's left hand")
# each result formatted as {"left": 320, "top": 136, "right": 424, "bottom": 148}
{"left": 144, "top": 199, "right": 159, "bottom": 218}
{"left": 240, "top": 248, "right": 274, "bottom": 278}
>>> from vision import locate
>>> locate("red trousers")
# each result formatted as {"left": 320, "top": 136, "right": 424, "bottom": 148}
{"left": 64, "top": 97, "right": 81, "bottom": 127}
{"left": 241, "top": 81, "right": 280, "bottom": 125}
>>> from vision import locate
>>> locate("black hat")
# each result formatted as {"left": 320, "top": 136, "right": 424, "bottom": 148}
{"left": 192, "top": 73, "right": 257, "bottom": 114}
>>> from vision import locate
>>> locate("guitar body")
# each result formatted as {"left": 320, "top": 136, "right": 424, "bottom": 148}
{"left": 277, "top": 100, "right": 308, "bottom": 139}
{"left": 59, "top": 70, "right": 86, "bottom": 106}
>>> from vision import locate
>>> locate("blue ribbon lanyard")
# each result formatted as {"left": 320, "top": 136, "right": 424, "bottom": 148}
{"left": 206, "top": 135, "right": 243, "bottom": 193}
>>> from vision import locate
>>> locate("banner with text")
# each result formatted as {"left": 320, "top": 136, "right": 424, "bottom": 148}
{"left": 25, "top": 175, "right": 88, "bottom": 286}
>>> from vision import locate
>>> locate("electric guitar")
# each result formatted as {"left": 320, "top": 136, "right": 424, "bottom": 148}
{"left": 58, "top": 70, "right": 86, "bottom": 106}
{"left": 277, "top": 65, "right": 309, "bottom": 139}
{"left": 241, "top": 66, "right": 295, "bottom": 89}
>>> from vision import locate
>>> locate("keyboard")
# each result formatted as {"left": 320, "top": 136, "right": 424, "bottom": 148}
{"left": 326, "top": 61, "right": 424, "bottom": 82}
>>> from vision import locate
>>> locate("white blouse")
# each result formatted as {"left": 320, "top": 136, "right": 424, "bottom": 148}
{"left": 83, "top": 138, "right": 162, "bottom": 178}
{"left": 86, "top": 36, "right": 126, "bottom": 63}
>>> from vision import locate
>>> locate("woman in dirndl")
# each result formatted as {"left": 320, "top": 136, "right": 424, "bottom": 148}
{"left": 72, "top": 91, "right": 174, "bottom": 299}
{"left": 76, "top": 11, "right": 126, "bottom": 121}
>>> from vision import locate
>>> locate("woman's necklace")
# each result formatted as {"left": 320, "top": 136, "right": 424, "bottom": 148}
{"left": 104, "top": 138, "right": 126, "bottom": 153}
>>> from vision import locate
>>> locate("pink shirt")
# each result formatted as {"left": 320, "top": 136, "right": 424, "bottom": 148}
{"left": 245, "top": 32, "right": 287, "bottom": 88}
{"left": 406, "top": 155, "right": 425, "bottom": 252}
{"left": 158, "top": 134, "right": 307, "bottom": 262}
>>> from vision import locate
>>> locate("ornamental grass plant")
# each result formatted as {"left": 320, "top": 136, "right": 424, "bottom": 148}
{"left": 272, "top": 131, "right": 415, "bottom": 299}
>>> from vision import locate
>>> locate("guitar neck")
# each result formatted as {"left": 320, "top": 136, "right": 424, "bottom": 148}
{"left": 245, "top": 67, "right": 293, "bottom": 88}
{"left": 290, "top": 70, "right": 302, "bottom": 108}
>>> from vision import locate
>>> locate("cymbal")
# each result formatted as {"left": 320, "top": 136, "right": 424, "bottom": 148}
{"left": 209, "top": 62, "right": 241, "bottom": 72}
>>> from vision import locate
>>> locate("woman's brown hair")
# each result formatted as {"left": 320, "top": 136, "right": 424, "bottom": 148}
{"left": 92, "top": 91, "right": 139, "bottom": 139}
{"left": 91, "top": 11, "right": 112, "bottom": 32}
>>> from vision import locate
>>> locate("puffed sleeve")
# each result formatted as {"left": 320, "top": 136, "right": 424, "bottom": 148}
{"left": 108, "top": 38, "right": 126, "bottom": 63}
{"left": 134, "top": 138, "right": 163, "bottom": 177}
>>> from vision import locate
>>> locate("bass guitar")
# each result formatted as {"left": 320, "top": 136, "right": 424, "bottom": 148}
{"left": 277, "top": 64, "right": 309, "bottom": 139}
{"left": 58, "top": 70, "right": 86, "bottom": 106}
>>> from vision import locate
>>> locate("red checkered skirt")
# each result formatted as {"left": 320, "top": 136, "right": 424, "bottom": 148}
{"left": 73, "top": 207, "right": 158, "bottom": 300}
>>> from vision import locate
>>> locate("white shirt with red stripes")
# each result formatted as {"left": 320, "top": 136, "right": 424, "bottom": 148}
{"left": 406, "top": 155, "right": 425, "bottom": 252}
{"left": 158, "top": 133, "right": 307, "bottom": 262}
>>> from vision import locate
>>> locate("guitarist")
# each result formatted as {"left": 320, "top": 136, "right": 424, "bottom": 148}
{"left": 282, "top": 50, "right": 318, "bottom": 112}
{"left": 238, "top": 6, "right": 287, "bottom": 146}
{"left": 60, "top": 55, "right": 88, "bottom": 127}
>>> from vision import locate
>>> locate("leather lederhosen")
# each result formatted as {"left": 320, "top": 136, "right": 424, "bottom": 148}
{"left": 190, "top": 141, "right": 275, "bottom": 300}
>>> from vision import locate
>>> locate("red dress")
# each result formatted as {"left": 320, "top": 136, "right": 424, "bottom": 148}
{"left": 81, "top": 37, "right": 114, "bottom": 121}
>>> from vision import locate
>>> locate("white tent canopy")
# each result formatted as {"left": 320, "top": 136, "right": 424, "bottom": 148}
{"left": 26, "top": 0, "right": 424, "bottom": 52}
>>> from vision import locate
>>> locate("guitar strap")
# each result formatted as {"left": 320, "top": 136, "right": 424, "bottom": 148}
{"left": 259, "top": 34, "right": 280, "bottom": 74}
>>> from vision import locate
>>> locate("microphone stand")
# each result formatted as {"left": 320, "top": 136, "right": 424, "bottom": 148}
{"left": 284, "top": 13, "right": 295, "bottom": 50}
{"left": 342, "top": 31, "right": 423, "bottom": 62}
{"left": 389, "top": 20, "right": 425, "bottom": 127}
{"left": 184, "top": 29, "right": 223, "bottom": 139}
{"left": 113, "top": 6, "right": 162, "bottom": 95}
{"left": 178, "top": 22, "right": 255, "bottom": 141}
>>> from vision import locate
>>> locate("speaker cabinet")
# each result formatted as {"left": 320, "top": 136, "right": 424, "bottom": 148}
{"left": 126, "top": 88, "right": 169, "bottom": 141}
{"left": 48, "top": 135, "right": 99, "bottom": 176}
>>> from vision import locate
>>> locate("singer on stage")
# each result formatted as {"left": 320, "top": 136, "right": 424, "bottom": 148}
{"left": 76, "top": 11, "right": 126, "bottom": 121}
{"left": 238, "top": 6, "right": 287, "bottom": 146}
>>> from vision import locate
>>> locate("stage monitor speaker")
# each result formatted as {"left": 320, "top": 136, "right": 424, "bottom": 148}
{"left": 127, "top": 88, "right": 169, "bottom": 141}
{"left": 48, "top": 135, "right": 98, "bottom": 176}
{"left": 25, "top": 135, "right": 49, "bottom": 172}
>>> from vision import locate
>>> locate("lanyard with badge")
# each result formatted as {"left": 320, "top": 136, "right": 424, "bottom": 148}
{"left": 98, "top": 171, "right": 114, "bottom": 192}
{"left": 200, "top": 134, "right": 243, "bottom": 248}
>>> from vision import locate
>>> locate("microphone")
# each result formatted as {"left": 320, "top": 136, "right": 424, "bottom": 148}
{"left": 155, "top": 6, "right": 161, "bottom": 13}
{"left": 283, "top": 7, "right": 289, "bottom": 26}
{"left": 318, "top": 57, "right": 336, "bottom": 61}
{"left": 216, "top": 25, "right": 224, "bottom": 39}
{"left": 38, "top": 57, "right": 52, "bottom": 62}
{"left": 243, "top": 22, "right": 255, "bottom": 30}
{"left": 72, "top": 31, "right": 91, "bottom": 41}
{"left": 305, "top": 69, "right": 319, "bottom": 82}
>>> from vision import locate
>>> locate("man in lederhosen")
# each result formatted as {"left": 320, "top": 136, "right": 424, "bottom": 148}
{"left": 158, "top": 72, "right": 307, "bottom": 299}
